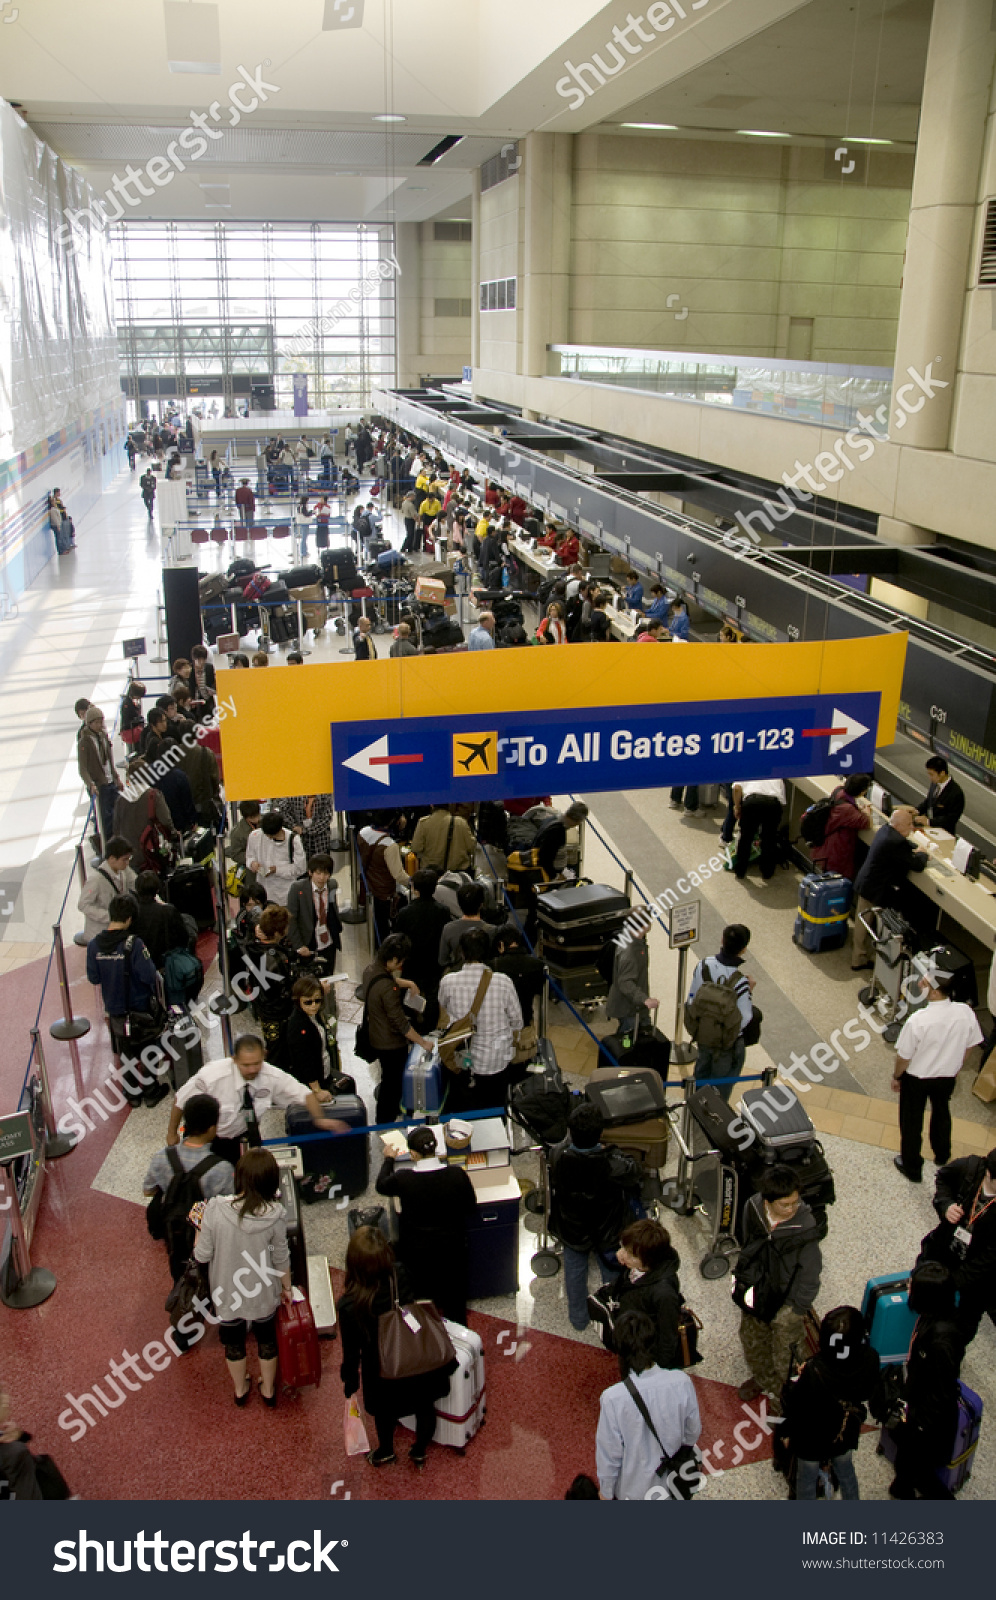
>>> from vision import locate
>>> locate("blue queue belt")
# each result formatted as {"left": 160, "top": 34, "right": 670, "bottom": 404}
{"left": 261, "top": 1106, "right": 507, "bottom": 1145}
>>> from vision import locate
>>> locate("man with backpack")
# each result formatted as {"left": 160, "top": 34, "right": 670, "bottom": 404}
{"left": 76, "top": 836, "right": 136, "bottom": 945}
{"left": 685, "top": 923, "right": 755, "bottom": 1103}
{"left": 143, "top": 1094, "right": 234, "bottom": 1283}
{"left": 86, "top": 895, "right": 169, "bottom": 1107}
{"left": 733, "top": 1165, "right": 823, "bottom": 1405}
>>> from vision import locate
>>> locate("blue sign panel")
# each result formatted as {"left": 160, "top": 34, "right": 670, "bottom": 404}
{"left": 331, "top": 693, "right": 881, "bottom": 809}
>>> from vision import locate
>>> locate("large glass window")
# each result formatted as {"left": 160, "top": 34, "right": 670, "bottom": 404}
{"left": 112, "top": 220, "right": 396, "bottom": 410}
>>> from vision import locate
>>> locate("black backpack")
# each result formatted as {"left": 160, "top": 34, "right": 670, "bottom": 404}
{"left": 508, "top": 1064, "right": 572, "bottom": 1147}
{"left": 799, "top": 796, "right": 834, "bottom": 847}
{"left": 596, "top": 938, "right": 618, "bottom": 987}
{"left": 146, "top": 1146, "right": 223, "bottom": 1259}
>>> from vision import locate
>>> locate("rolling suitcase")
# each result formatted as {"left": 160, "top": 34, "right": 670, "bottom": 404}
{"left": 793, "top": 872, "right": 851, "bottom": 953}
{"left": 276, "top": 1290, "right": 322, "bottom": 1390}
{"left": 285, "top": 1094, "right": 369, "bottom": 1201}
{"left": 322, "top": 547, "right": 358, "bottom": 590}
{"left": 278, "top": 1164, "right": 308, "bottom": 1288}
{"left": 185, "top": 826, "right": 215, "bottom": 865}
{"left": 687, "top": 1084, "right": 751, "bottom": 1161}
{"left": 279, "top": 564, "right": 322, "bottom": 590}
{"left": 166, "top": 863, "right": 215, "bottom": 930}
{"left": 401, "top": 1043, "right": 445, "bottom": 1115}
{"left": 400, "top": 1320, "right": 485, "bottom": 1449}
{"left": 601, "top": 1024, "right": 671, "bottom": 1080}
{"left": 535, "top": 882, "right": 630, "bottom": 933}
{"left": 939, "top": 1382, "right": 983, "bottom": 1493}
{"left": 861, "top": 1273, "right": 917, "bottom": 1366}
{"left": 543, "top": 963, "right": 607, "bottom": 1004}
{"left": 162, "top": 1007, "right": 203, "bottom": 1090}
{"left": 586, "top": 1067, "right": 668, "bottom": 1167}
{"left": 739, "top": 1084, "right": 814, "bottom": 1157}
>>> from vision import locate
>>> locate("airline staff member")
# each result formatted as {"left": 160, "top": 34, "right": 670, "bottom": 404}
{"left": 915, "top": 757, "right": 966, "bottom": 835}
{"left": 892, "top": 966, "right": 983, "bottom": 1183}
{"left": 166, "top": 1034, "right": 348, "bottom": 1164}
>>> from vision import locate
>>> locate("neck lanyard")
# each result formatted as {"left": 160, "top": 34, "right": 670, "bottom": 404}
{"left": 970, "top": 1185, "right": 996, "bottom": 1227}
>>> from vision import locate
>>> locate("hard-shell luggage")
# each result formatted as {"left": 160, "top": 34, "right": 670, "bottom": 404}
{"left": 322, "top": 548, "right": 359, "bottom": 590}
{"left": 543, "top": 964, "right": 608, "bottom": 1004}
{"left": 286, "top": 1095, "right": 369, "bottom": 1201}
{"left": 535, "top": 882, "right": 630, "bottom": 934}
{"left": 939, "top": 1382, "right": 983, "bottom": 1493}
{"left": 400, "top": 1320, "right": 485, "bottom": 1449}
{"left": 793, "top": 872, "right": 852, "bottom": 953}
{"left": 276, "top": 1291, "right": 322, "bottom": 1390}
{"left": 166, "top": 863, "right": 215, "bottom": 929}
{"left": 185, "top": 826, "right": 215, "bottom": 865}
{"left": 861, "top": 1273, "right": 917, "bottom": 1366}
{"left": 198, "top": 571, "right": 230, "bottom": 602}
{"left": 586, "top": 1066, "right": 668, "bottom": 1167}
{"left": 162, "top": 1008, "right": 204, "bottom": 1090}
{"left": 377, "top": 548, "right": 408, "bottom": 573}
{"left": 739, "top": 1084, "right": 814, "bottom": 1155}
{"left": 422, "top": 618, "right": 464, "bottom": 649}
{"left": 600, "top": 1025, "right": 671, "bottom": 1081}
{"left": 401, "top": 1042, "right": 445, "bottom": 1116}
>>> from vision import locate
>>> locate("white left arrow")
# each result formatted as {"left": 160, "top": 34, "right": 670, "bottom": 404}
{"left": 829, "top": 708, "right": 869, "bottom": 755}
{"left": 342, "top": 734, "right": 392, "bottom": 787}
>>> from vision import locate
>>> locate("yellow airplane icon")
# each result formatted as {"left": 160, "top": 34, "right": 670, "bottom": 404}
{"left": 452, "top": 732, "right": 498, "bottom": 776}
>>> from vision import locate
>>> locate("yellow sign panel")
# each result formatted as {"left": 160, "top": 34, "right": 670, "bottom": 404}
{"left": 453, "top": 732, "right": 499, "bottom": 776}
{"left": 216, "top": 633, "right": 908, "bottom": 801}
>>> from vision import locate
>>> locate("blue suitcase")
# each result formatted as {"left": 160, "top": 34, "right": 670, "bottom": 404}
{"left": 861, "top": 1272, "right": 917, "bottom": 1365}
{"left": 793, "top": 872, "right": 851, "bottom": 953}
{"left": 401, "top": 1043, "right": 445, "bottom": 1116}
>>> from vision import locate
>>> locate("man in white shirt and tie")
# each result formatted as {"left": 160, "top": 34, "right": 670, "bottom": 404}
{"left": 286, "top": 853, "right": 342, "bottom": 971}
{"left": 166, "top": 1034, "right": 348, "bottom": 1164}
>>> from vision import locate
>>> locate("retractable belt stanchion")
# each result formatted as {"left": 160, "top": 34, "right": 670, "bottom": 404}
{"left": 530, "top": 1151, "right": 560, "bottom": 1277}
{"left": 72, "top": 842, "right": 89, "bottom": 948}
{"left": 329, "top": 811, "right": 349, "bottom": 852}
{"left": 0, "top": 1159, "right": 56, "bottom": 1310}
{"left": 339, "top": 826, "right": 367, "bottom": 925}
{"left": 49, "top": 923, "right": 90, "bottom": 1107}
{"left": 671, "top": 942, "right": 696, "bottom": 1070}
{"left": 212, "top": 836, "right": 234, "bottom": 1054}
{"left": 294, "top": 599, "right": 312, "bottom": 657}
{"left": 29, "top": 1028, "right": 76, "bottom": 1158}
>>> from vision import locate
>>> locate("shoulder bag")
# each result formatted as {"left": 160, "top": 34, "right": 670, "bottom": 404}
{"left": 438, "top": 969, "right": 492, "bottom": 1075}
{"left": 354, "top": 973, "right": 397, "bottom": 1063}
{"left": 377, "top": 1271, "right": 455, "bottom": 1381}
{"left": 622, "top": 1376, "right": 701, "bottom": 1500}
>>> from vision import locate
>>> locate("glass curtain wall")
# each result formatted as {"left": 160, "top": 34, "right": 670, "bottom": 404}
{"left": 111, "top": 220, "right": 396, "bottom": 414}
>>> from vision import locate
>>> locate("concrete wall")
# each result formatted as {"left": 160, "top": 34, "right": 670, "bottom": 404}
{"left": 479, "top": 168, "right": 522, "bottom": 375}
{"left": 395, "top": 219, "right": 472, "bottom": 385}
{"left": 571, "top": 133, "right": 912, "bottom": 365}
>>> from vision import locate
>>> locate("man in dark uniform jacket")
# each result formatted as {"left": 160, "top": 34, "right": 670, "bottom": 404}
{"left": 915, "top": 756, "right": 966, "bottom": 835}
{"left": 850, "top": 807, "right": 928, "bottom": 970}
{"left": 929, "top": 1148, "right": 996, "bottom": 1350}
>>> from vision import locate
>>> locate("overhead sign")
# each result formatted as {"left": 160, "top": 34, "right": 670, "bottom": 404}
{"left": 331, "top": 692, "right": 880, "bottom": 809}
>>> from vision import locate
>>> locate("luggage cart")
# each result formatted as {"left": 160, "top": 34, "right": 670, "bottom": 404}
{"left": 856, "top": 907, "right": 918, "bottom": 1044}
{"left": 661, "top": 1087, "right": 740, "bottom": 1279}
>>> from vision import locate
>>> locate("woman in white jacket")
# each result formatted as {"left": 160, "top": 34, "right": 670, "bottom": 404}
{"left": 194, "top": 1149, "right": 291, "bottom": 1408}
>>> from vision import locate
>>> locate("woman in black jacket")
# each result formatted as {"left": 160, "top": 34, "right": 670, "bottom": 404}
{"left": 781, "top": 1305, "right": 883, "bottom": 1499}
{"left": 247, "top": 905, "right": 296, "bottom": 1059}
{"left": 889, "top": 1262, "right": 962, "bottom": 1500}
{"left": 339, "top": 1227, "right": 455, "bottom": 1469}
{"left": 282, "top": 975, "right": 339, "bottom": 1096}
{"left": 375, "top": 1126, "right": 478, "bottom": 1324}
{"left": 607, "top": 1220, "right": 683, "bottom": 1370}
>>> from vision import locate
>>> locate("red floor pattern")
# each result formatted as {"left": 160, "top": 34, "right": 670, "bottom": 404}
{"left": 1, "top": 951, "right": 774, "bottom": 1501}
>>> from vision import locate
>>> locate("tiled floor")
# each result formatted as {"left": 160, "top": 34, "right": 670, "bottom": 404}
{"left": 3, "top": 458, "right": 996, "bottom": 1501}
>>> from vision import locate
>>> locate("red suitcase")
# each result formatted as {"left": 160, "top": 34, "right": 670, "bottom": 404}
{"left": 277, "top": 1293, "right": 322, "bottom": 1390}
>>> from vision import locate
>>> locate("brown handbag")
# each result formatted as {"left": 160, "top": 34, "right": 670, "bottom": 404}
{"left": 437, "top": 969, "right": 492, "bottom": 1075}
{"left": 377, "top": 1273, "right": 455, "bottom": 1381}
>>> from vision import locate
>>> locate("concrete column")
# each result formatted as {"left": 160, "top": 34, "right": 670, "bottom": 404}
{"left": 889, "top": 0, "right": 996, "bottom": 447}
{"left": 521, "top": 133, "right": 573, "bottom": 380}
{"left": 394, "top": 222, "right": 420, "bottom": 388}
{"left": 470, "top": 170, "right": 481, "bottom": 381}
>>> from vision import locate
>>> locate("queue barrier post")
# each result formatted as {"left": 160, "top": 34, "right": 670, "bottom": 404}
{"left": 29, "top": 1027, "right": 76, "bottom": 1158}
{"left": 0, "top": 1160, "right": 57, "bottom": 1310}
{"left": 329, "top": 811, "right": 349, "bottom": 853}
{"left": 214, "top": 837, "right": 234, "bottom": 1055}
{"left": 294, "top": 600, "right": 312, "bottom": 657}
{"left": 49, "top": 923, "right": 91, "bottom": 1049}
{"left": 671, "top": 944, "right": 696, "bottom": 1070}
{"left": 339, "top": 827, "right": 367, "bottom": 925}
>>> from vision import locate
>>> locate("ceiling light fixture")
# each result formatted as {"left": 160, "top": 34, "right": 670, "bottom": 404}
{"left": 620, "top": 122, "right": 678, "bottom": 130}
{"left": 736, "top": 129, "right": 790, "bottom": 137}
{"left": 163, "top": 0, "right": 221, "bottom": 75}
{"left": 845, "top": 137, "right": 893, "bottom": 145}
{"left": 372, "top": 113, "right": 406, "bottom": 123}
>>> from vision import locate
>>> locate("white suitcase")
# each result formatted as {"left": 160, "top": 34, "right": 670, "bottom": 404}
{"left": 399, "top": 1319, "right": 485, "bottom": 1450}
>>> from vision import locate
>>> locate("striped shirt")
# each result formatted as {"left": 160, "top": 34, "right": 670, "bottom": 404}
{"left": 437, "top": 963, "right": 523, "bottom": 1076}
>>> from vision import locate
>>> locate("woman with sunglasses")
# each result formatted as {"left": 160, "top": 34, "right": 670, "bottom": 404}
{"left": 281, "top": 974, "right": 340, "bottom": 1100}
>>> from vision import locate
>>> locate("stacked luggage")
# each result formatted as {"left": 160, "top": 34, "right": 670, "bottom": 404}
{"left": 585, "top": 1065, "right": 669, "bottom": 1169}
{"left": 288, "top": 583, "right": 328, "bottom": 633}
{"left": 793, "top": 872, "right": 852, "bottom": 953}
{"left": 321, "top": 547, "right": 359, "bottom": 593}
{"left": 535, "top": 882, "right": 630, "bottom": 1003}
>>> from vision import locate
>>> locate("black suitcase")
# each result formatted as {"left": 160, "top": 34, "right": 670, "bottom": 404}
{"left": 279, "top": 564, "right": 322, "bottom": 590}
{"left": 543, "top": 962, "right": 607, "bottom": 1004}
{"left": 269, "top": 609, "right": 296, "bottom": 643}
{"left": 687, "top": 1084, "right": 749, "bottom": 1161}
{"left": 166, "top": 863, "right": 215, "bottom": 930}
{"left": 286, "top": 1094, "right": 369, "bottom": 1202}
{"left": 264, "top": 581, "right": 290, "bottom": 603}
{"left": 277, "top": 1165, "right": 308, "bottom": 1288}
{"left": 228, "top": 557, "right": 257, "bottom": 580}
{"left": 601, "top": 1025, "right": 671, "bottom": 1080}
{"left": 162, "top": 1007, "right": 203, "bottom": 1090}
{"left": 585, "top": 1065, "right": 667, "bottom": 1126}
{"left": 186, "top": 827, "right": 215, "bottom": 865}
{"left": 536, "top": 883, "right": 631, "bottom": 931}
{"left": 422, "top": 618, "right": 464, "bottom": 648}
{"left": 322, "top": 548, "right": 358, "bottom": 590}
